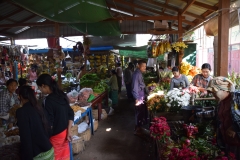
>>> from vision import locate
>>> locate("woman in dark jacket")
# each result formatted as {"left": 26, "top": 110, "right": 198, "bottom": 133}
{"left": 37, "top": 73, "right": 74, "bottom": 160}
{"left": 17, "top": 86, "right": 54, "bottom": 160}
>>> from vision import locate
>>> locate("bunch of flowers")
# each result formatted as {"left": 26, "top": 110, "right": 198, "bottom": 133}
{"left": 215, "top": 152, "right": 236, "bottom": 160}
{"left": 165, "top": 88, "right": 191, "bottom": 111}
{"left": 168, "top": 147, "right": 200, "bottom": 160}
{"left": 228, "top": 71, "right": 240, "bottom": 89}
{"left": 171, "top": 42, "right": 188, "bottom": 52}
{"left": 147, "top": 93, "right": 166, "bottom": 112}
{"left": 189, "top": 85, "right": 200, "bottom": 95}
{"left": 180, "top": 61, "right": 192, "bottom": 75}
{"left": 179, "top": 62, "right": 201, "bottom": 82}
{"left": 183, "top": 124, "right": 198, "bottom": 138}
{"left": 150, "top": 117, "right": 171, "bottom": 143}
{"left": 147, "top": 82, "right": 158, "bottom": 93}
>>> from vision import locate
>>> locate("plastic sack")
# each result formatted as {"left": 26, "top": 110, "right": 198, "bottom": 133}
{"left": 67, "top": 90, "right": 78, "bottom": 103}
{"left": 78, "top": 88, "right": 93, "bottom": 103}
{"left": 78, "top": 122, "right": 88, "bottom": 134}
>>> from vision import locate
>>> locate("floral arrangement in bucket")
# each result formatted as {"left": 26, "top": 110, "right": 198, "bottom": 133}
{"left": 147, "top": 91, "right": 166, "bottom": 112}
{"left": 165, "top": 88, "right": 191, "bottom": 112}
{"left": 150, "top": 117, "right": 171, "bottom": 143}
{"left": 171, "top": 42, "right": 188, "bottom": 52}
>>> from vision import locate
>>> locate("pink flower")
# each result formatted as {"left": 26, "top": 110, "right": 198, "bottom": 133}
{"left": 185, "top": 139, "right": 191, "bottom": 146}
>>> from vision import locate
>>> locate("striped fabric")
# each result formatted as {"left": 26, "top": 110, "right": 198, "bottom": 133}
{"left": 33, "top": 147, "right": 54, "bottom": 160}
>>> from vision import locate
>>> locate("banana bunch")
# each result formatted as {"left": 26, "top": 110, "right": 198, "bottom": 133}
{"left": 157, "top": 42, "right": 172, "bottom": 56}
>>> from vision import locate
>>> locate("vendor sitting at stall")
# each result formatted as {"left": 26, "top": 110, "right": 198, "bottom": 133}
{"left": 0, "top": 79, "right": 20, "bottom": 114}
{"left": 109, "top": 70, "right": 118, "bottom": 106}
{"left": 191, "top": 63, "right": 213, "bottom": 92}
{"left": 170, "top": 66, "right": 189, "bottom": 90}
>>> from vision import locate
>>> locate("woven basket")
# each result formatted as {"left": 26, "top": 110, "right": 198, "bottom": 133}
{"left": 78, "top": 128, "right": 91, "bottom": 141}
{"left": 94, "top": 120, "right": 98, "bottom": 132}
{"left": 71, "top": 125, "right": 78, "bottom": 136}
{"left": 72, "top": 137, "right": 85, "bottom": 154}
{"left": 101, "top": 109, "right": 108, "bottom": 120}
{"left": 92, "top": 109, "right": 98, "bottom": 120}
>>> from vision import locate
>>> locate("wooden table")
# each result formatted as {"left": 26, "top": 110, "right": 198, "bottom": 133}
{"left": 91, "top": 91, "right": 108, "bottom": 121}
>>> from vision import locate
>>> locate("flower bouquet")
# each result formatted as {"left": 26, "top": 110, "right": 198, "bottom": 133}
{"left": 165, "top": 88, "right": 191, "bottom": 112}
{"left": 147, "top": 92, "right": 166, "bottom": 112}
{"left": 171, "top": 42, "right": 188, "bottom": 52}
{"left": 150, "top": 117, "right": 171, "bottom": 143}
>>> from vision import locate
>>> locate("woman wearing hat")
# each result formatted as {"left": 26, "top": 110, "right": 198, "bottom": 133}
{"left": 191, "top": 63, "right": 213, "bottom": 92}
{"left": 207, "top": 76, "right": 240, "bottom": 159}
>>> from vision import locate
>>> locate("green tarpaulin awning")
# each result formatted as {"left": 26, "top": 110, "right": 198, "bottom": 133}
{"left": 69, "top": 21, "right": 121, "bottom": 36}
{"left": 12, "top": 0, "right": 112, "bottom": 23}
{"left": 119, "top": 47, "right": 164, "bottom": 61}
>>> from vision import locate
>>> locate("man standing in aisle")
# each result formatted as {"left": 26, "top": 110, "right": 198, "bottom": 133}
{"left": 132, "top": 60, "right": 148, "bottom": 135}
{"left": 116, "top": 62, "right": 123, "bottom": 94}
{"left": 124, "top": 62, "right": 134, "bottom": 100}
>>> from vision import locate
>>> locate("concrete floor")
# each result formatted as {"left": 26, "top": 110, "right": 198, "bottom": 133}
{"left": 74, "top": 92, "right": 156, "bottom": 160}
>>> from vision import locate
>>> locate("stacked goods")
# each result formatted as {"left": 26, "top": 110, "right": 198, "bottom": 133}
{"left": 78, "top": 88, "right": 93, "bottom": 106}
{"left": 88, "top": 55, "right": 94, "bottom": 68}
{"left": 108, "top": 54, "right": 115, "bottom": 70}
{"left": 71, "top": 105, "right": 86, "bottom": 113}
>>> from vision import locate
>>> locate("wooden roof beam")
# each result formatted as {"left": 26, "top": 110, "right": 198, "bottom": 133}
{"left": 180, "top": 0, "right": 218, "bottom": 11}
{"left": 186, "top": 2, "right": 219, "bottom": 30}
{"left": 180, "top": 0, "right": 196, "bottom": 15}
{"left": 148, "top": 30, "right": 179, "bottom": 35}
{"left": 162, "top": 0, "right": 170, "bottom": 13}
{"left": 109, "top": 1, "right": 194, "bottom": 27}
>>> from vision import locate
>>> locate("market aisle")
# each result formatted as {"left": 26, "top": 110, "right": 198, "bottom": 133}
{"left": 74, "top": 91, "right": 155, "bottom": 160}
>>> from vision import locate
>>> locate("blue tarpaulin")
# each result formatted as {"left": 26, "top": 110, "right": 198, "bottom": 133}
{"left": 29, "top": 46, "right": 113, "bottom": 54}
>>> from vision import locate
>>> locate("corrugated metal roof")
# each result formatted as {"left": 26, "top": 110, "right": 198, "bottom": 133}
{"left": 0, "top": 2, "right": 18, "bottom": 17}
{"left": 24, "top": 16, "right": 46, "bottom": 23}
{"left": 135, "top": 8, "right": 156, "bottom": 16}
{"left": 168, "top": 0, "right": 186, "bottom": 10}
{"left": 0, "top": 0, "right": 225, "bottom": 39}
{"left": 187, "top": 5, "right": 208, "bottom": 15}
{"left": 196, "top": 0, "right": 219, "bottom": 6}
{"left": 0, "top": 20, "right": 14, "bottom": 25}
{"left": 8, "top": 10, "right": 33, "bottom": 21}
{"left": 6, "top": 26, "right": 29, "bottom": 34}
